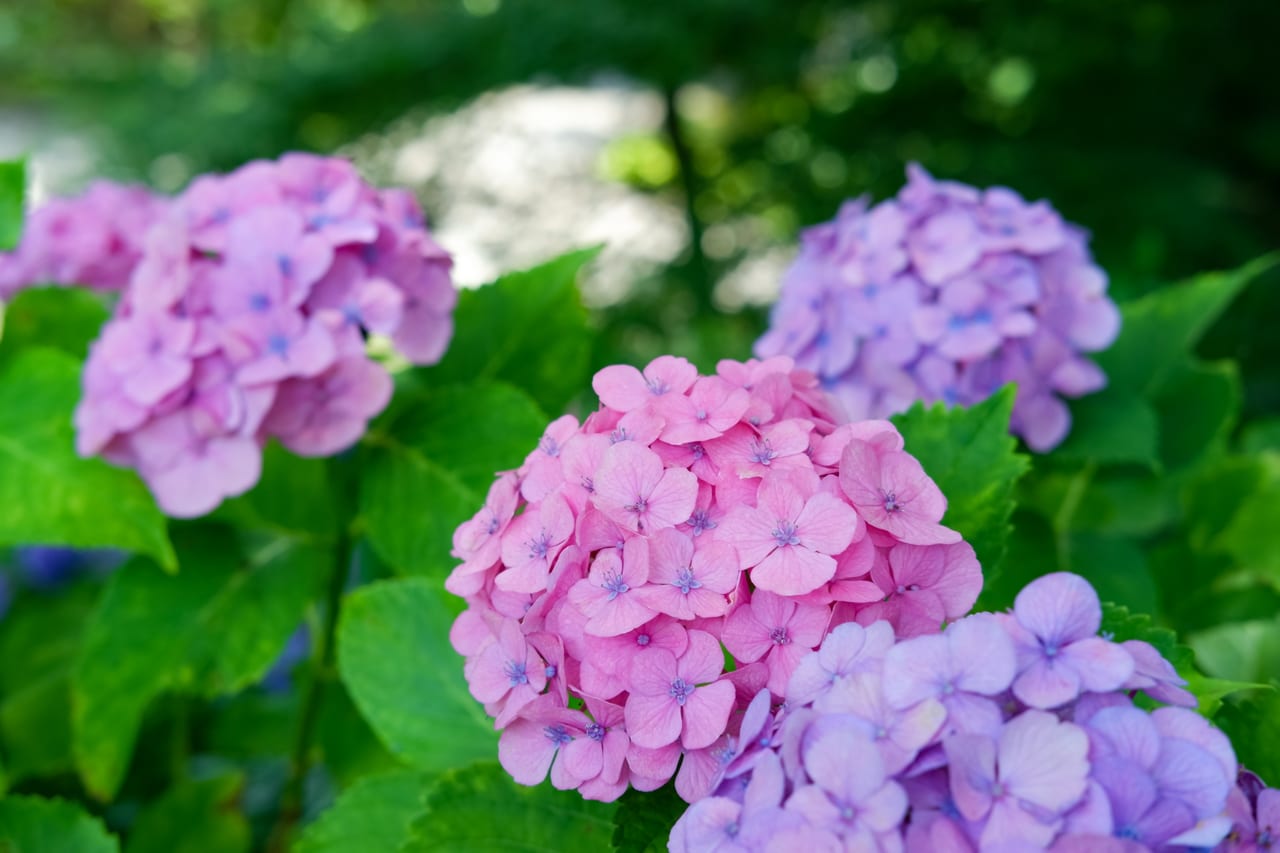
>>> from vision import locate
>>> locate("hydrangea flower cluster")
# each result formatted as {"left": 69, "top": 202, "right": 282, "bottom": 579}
{"left": 756, "top": 164, "right": 1121, "bottom": 452}
{"left": 71, "top": 154, "right": 456, "bottom": 516}
{"left": 669, "top": 571, "right": 1245, "bottom": 851}
{"left": 0, "top": 181, "right": 167, "bottom": 298}
{"left": 446, "top": 355, "right": 983, "bottom": 803}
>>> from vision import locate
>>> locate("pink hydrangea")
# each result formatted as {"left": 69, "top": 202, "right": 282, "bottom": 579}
{"left": 70, "top": 154, "right": 455, "bottom": 516}
{"left": 756, "top": 164, "right": 1121, "bottom": 452}
{"left": 667, "top": 571, "right": 1244, "bottom": 851}
{"left": 0, "top": 181, "right": 167, "bottom": 298}
{"left": 446, "top": 355, "right": 983, "bottom": 803}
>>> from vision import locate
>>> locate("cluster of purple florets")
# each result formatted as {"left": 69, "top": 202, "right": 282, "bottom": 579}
{"left": 669, "top": 571, "right": 1256, "bottom": 851}
{"left": 756, "top": 165, "right": 1120, "bottom": 452}
{"left": 447, "top": 355, "right": 983, "bottom": 803}
{"left": 0, "top": 155, "right": 457, "bottom": 517}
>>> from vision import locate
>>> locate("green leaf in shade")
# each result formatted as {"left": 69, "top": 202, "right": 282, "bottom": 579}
{"left": 1069, "top": 534, "right": 1157, "bottom": 616}
{"left": 1215, "top": 452, "right": 1280, "bottom": 587}
{"left": 0, "top": 795, "right": 118, "bottom": 853}
{"left": 0, "top": 287, "right": 109, "bottom": 366}
{"left": 295, "top": 769, "right": 431, "bottom": 853}
{"left": 1097, "top": 253, "right": 1279, "bottom": 396}
{"left": 0, "top": 158, "right": 23, "bottom": 251}
{"left": 1151, "top": 359, "right": 1241, "bottom": 470}
{"left": 336, "top": 578, "right": 495, "bottom": 772}
{"left": 403, "top": 763, "right": 616, "bottom": 852}
{"left": 0, "top": 348, "right": 175, "bottom": 569}
{"left": 1050, "top": 392, "right": 1161, "bottom": 469}
{"left": 360, "top": 382, "right": 546, "bottom": 577}
{"left": 215, "top": 443, "right": 338, "bottom": 540}
{"left": 423, "top": 247, "right": 599, "bottom": 415}
{"left": 124, "top": 773, "right": 250, "bottom": 853}
{"left": 1216, "top": 688, "right": 1280, "bottom": 785}
{"left": 73, "top": 531, "right": 325, "bottom": 799}
{"left": 1241, "top": 418, "right": 1280, "bottom": 454}
{"left": 611, "top": 783, "right": 686, "bottom": 853}
{"left": 891, "top": 385, "right": 1030, "bottom": 581}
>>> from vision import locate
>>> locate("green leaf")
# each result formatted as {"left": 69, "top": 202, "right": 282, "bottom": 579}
{"left": 0, "top": 158, "right": 24, "bottom": 252}
{"left": 0, "top": 348, "right": 175, "bottom": 569}
{"left": 1050, "top": 392, "right": 1160, "bottom": 468}
{"left": 360, "top": 382, "right": 546, "bottom": 577}
{"left": 73, "top": 530, "right": 325, "bottom": 799}
{"left": 1241, "top": 417, "right": 1280, "bottom": 454}
{"left": 0, "top": 287, "right": 109, "bottom": 365}
{"left": 1216, "top": 688, "right": 1280, "bottom": 785}
{"left": 0, "top": 795, "right": 118, "bottom": 853}
{"left": 1069, "top": 534, "right": 1156, "bottom": 615}
{"left": 891, "top": 385, "right": 1030, "bottom": 580}
{"left": 295, "top": 769, "right": 431, "bottom": 853}
{"left": 215, "top": 443, "right": 338, "bottom": 539}
{"left": 1097, "top": 253, "right": 1279, "bottom": 396}
{"left": 1100, "top": 601, "right": 1195, "bottom": 674}
{"left": 125, "top": 773, "right": 250, "bottom": 853}
{"left": 423, "top": 247, "right": 599, "bottom": 415}
{"left": 1188, "top": 618, "right": 1280, "bottom": 685}
{"left": 336, "top": 578, "right": 495, "bottom": 772}
{"left": 1216, "top": 452, "right": 1280, "bottom": 586}
{"left": 1151, "top": 359, "right": 1241, "bottom": 470}
{"left": 403, "top": 763, "right": 616, "bottom": 852}
{"left": 611, "top": 784, "right": 686, "bottom": 853}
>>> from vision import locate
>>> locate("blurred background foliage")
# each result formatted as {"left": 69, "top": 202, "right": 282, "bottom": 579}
{"left": 2, "top": 0, "right": 1277, "bottom": 415}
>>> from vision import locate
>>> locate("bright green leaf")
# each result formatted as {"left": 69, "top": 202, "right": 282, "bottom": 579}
{"left": 404, "top": 763, "right": 616, "bottom": 852}
{"left": 336, "top": 578, "right": 495, "bottom": 772}
{"left": 1189, "top": 618, "right": 1280, "bottom": 686}
{"left": 891, "top": 385, "right": 1030, "bottom": 580}
{"left": 0, "top": 158, "right": 23, "bottom": 251}
{"left": 423, "top": 247, "right": 599, "bottom": 415}
{"left": 125, "top": 773, "right": 250, "bottom": 853}
{"left": 1097, "top": 253, "right": 1278, "bottom": 396}
{"left": 295, "top": 769, "right": 430, "bottom": 853}
{"left": 215, "top": 444, "right": 338, "bottom": 540}
{"left": 0, "top": 795, "right": 118, "bottom": 853}
{"left": 73, "top": 531, "right": 325, "bottom": 799}
{"left": 0, "top": 348, "right": 175, "bottom": 569}
{"left": 612, "top": 784, "right": 686, "bottom": 853}
{"left": 0, "top": 287, "right": 109, "bottom": 366}
{"left": 360, "top": 382, "right": 546, "bottom": 577}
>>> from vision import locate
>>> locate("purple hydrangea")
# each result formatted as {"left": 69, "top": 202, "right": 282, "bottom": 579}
{"left": 0, "top": 181, "right": 167, "bottom": 298}
{"left": 756, "top": 164, "right": 1120, "bottom": 452}
{"left": 69, "top": 154, "right": 456, "bottom": 517}
{"left": 669, "top": 572, "right": 1247, "bottom": 851}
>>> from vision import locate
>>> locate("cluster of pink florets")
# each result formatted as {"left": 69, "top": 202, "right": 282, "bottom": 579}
{"left": 756, "top": 164, "right": 1121, "bottom": 452}
{"left": 0, "top": 181, "right": 167, "bottom": 297}
{"left": 446, "top": 355, "right": 982, "bottom": 803}
{"left": 671, "top": 571, "right": 1249, "bottom": 852}
{"left": 68, "top": 154, "right": 455, "bottom": 516}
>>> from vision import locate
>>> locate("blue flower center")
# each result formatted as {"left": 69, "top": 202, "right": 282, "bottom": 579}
{"left": 543, "top": 724, "right": 573, "bottom": 747}
{"left": 772, "top": 521, "right": 801, "bottom": 547}
{"left": 675, "top": 567, "right": 702, "bottom": 595}
{"left": 602, "top": 570, "right": 630, "bottom": 601}
{"left": 586, "top": 722, "right": 606, "bottom": 742}
{"left": 668, "top": 678, "right": 695, "bottom": 705}
{"left": 770, "top": 627, "right": 790, "bottom": 645}
{"left": 504, "top": 661, "right": 529, "bottom": 688}
{"left": 749, "top": 439, "right": 778, "bottom": 466}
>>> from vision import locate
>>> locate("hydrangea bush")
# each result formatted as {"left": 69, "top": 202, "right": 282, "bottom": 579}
{"left": 0, "top": 151, "right": 1278, "bottom": 853}
{"left": 756, "top": 165, "right": 1121, "bottom": 451}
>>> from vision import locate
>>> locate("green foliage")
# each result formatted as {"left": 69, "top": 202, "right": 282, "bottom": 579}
{"left": 0, "top": 287, "right": 109, "bottom": 367}
{"left": 0, "top": 795, "right": 118, "bottom": 852}
{"left": 336, "top": 578, "right": 495, "bottom": 772}
{"left": 1218, "top": 688, "right": 1280, "bottom": 786}
{"left": 294, "top": 769, "right": 432, "bottom": 853}
{"left": 1051, "top": 394, "right": 1160, "bottom": 469}
{"left": 403, "top": 762, "right": 616, "bottom": 852}
{"left": 0, "top": 348, "right": 175, "bottom": 568}
{"left": 612, "top": 783, "right": 687, "bottom": 853}
{"left": 73, "top": 531, "right": 326, "bottom": 800}
{"left": 423, "top": 248, "right": 599, "bottom": 416}
{"left": 0, "top": 158, "right": 23, "bottom": 252}
{"left": 1100, "top": 601, "right": 1195, "bottom": 675}
{"left": 892, "top": 385, "right": 1030, "bottom": 580}
{"left": 360, "top": 381, "right": 546, "bottom": 577}
{"left": 124, "top": 774, "right": 250, "bottom": 853}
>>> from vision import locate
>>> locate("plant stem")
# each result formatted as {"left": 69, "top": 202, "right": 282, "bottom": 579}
{"left": 1053, "top": 460, "right": 1096, "bottom": 573}
{"left": 663, "top": 84, "right": 712, "bottom": 313}
{"left": 266, "top": 521, "right": 351, "bottom": 851}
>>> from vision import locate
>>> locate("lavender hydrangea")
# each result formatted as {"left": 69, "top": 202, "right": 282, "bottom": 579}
{"left": 756, "top": 165, "right": 1121, "bottom": 452}
{"left": 669, "top": 572, "right": 1247, "bottom": 851}
{"left": 68, "top": 154, "right": 456, "bottom": 517}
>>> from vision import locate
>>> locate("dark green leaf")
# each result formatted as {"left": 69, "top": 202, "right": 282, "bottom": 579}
{"left": 404, "top": 763, "right": 616, "bottom": 852}
{"left": 336, "top": 578, "right": 495, "bottom": 772}
{"left": 360, "top": 382, "right": 546, "bottom": 577}
{"left": 1100, "top": 601, "right": 1195, "bottom": 675}
{"left": 423, "top": 247, "right": 599, "bottom": 415}
{"left": 1051, "top": 392, "right": 1160, "bottom": 468}
{"left": 0, "top": 158, "right": 23, "bottom": 251}
{"left": 611, "top": 783, "right": 686, "bottom": 853}
{"left": 1216, "top": 688, "right": 1280, "bottom": 786}
{"left": 1069, "top": 534, "right": 1156, "bottom": 615}
{"left": 73, "top": 532, "right": 325, "bottom": 799}
{"left": 1151, "top": 359, "right": 1240, "bottom": 470}
{"left": 125, "top": 773, "right": 250, "bottom": 853}
{"left": 0, "top": 795, "right": 118, "bottom": 853}
{"left": 891, "top": 384, "right": 1030, "bottom": 581}
{"left": 295, "top": 769, "right": 430, "bottom": 853}
{"left": 0, "top": 348, "right": 175, "bottom": 569}
{"left": 1241, "top": 418, "right": 1280, "bottom": 454}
